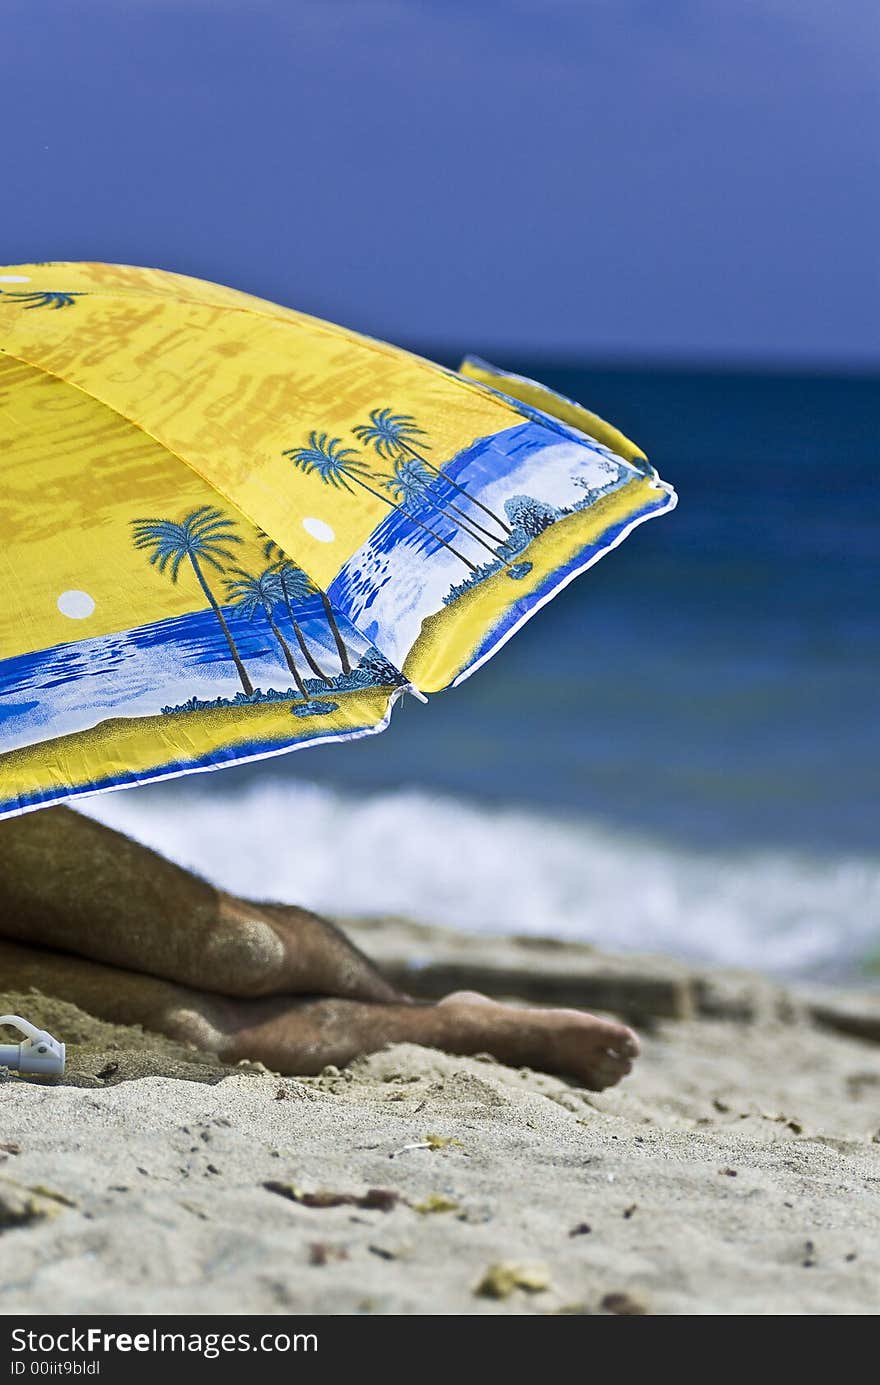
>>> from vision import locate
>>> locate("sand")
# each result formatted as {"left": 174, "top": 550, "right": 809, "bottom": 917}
{"left": 1, "top": 938, "right": 879, "bottom": 1316}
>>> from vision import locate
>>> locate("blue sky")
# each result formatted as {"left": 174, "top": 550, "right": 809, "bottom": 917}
{"left": 3, "top": 0, "right": 877, "bottom": 364}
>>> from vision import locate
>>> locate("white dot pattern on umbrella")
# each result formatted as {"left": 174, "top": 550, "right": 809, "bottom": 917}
{"left": 57, "top": 590, "right": 96, "bottom": 619}
{"left": 302, "top": 517, "right": 335, "bottom": 542}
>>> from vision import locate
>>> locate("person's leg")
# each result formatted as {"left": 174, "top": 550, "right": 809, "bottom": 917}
{"left": 219, "top": 989, "right": 639, "bottom": 1088}
{"left": 0, "top": 807, "right": 641, "bottom": 1087}
{"left": 0, "top": 939, "right": 230, "bottom": 1055}
{"left": 0, "top": 806, "right": 401, "bottom": 1002}
{"left": 0, "top": 940, "right": 638, "bottom": 1088}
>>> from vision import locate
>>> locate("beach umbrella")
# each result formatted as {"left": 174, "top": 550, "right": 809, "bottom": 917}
{"left": 0, "top": 262, "right": 676, "bottom": 819}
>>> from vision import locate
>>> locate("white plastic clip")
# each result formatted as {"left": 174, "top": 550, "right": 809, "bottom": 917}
{"left": 0, "top": 1015, "right": 65, "bottom": 1076}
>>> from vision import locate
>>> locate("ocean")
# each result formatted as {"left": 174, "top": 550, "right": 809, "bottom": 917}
{"left": 82, "top": 364, "right": 880, "bottom": 983}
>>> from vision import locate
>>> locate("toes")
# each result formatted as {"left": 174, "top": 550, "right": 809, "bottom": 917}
{"left": 600, "top": 1055, "right": 633, "bottom": 1079}
{"left": 584, "top": 1046, "right": 634, "bottom": 1088}
{"left": 606, "top": 1026, "right": 640, "bottom": 1059}
{"left": 584, "top": 1072, "right": 617, "bottom": 1092}
{"left": 585, "top": 1056, "right": 633, "bottom": 1090}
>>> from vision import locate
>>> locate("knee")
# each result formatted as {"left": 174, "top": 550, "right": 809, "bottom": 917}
{"left": 162, "top": 1001, "right": 231, "bottom": 1056}
{"left": 202, "top": 902, "right": 287, "bottom": 996}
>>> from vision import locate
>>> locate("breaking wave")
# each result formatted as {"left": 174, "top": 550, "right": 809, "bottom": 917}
{"left": 82, "top": 779, "right": 880, "bottom": 983}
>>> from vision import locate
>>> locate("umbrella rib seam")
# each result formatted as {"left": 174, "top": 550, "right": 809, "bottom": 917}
{"left": 0, "top": 282, "right": 529, "bottom": 424}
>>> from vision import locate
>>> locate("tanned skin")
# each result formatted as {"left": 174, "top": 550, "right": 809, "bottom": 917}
{"left": 0, "top": 806, "right": 639, "bottom": 1088}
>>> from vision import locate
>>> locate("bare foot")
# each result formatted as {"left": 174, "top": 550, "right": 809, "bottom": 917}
{"left": 214, "top": 988, "right": 640, "bottom": 1088}
{"left": 436, "top": 991, "right": 640, "bottom": 1090}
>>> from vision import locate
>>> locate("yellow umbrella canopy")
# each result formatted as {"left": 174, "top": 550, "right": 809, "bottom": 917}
{"left": 0, "top": 262, "right": 676, "bottom": 818}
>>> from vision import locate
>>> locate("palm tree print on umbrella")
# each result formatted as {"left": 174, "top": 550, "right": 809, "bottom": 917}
{"left": 353, "top": 408, "right": 512, "bottom": 540}
{"left": 382, "top": 455, "right": 523, "bottom": 574}
{"left": 223, "top": 568, "right": 311, "bottom": 701}
{"left": 131, "top": 506, "right": 254, "bottom": 695}
{"left": 283, "top": 433, "right": 480, "bottom": 574}
{"left": 261, "top": 536, "right": 351, "bottom": 678}
{"left": 0, "top": 288, "right": 84, "bottom": 309}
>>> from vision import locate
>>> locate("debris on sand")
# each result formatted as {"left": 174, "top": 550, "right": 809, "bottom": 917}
{"left": 263, "top": 1182, "right": 401, "bottom": 1212}
{"left": 600, "top": 1291, "right": 648, "bottom": 1315}
{"left": 474, "top": 1263, "right": 551, "bottom": 1299}
{"left": 389, "top": 1133, "right": 464, "bottom": 1158}
{"left": 0, "top": 1179, "right": 75, "bottom": 1230}
{"left": 308, "top": 1242, "right": 348, "bottom": 1267}
{"left": 411, "top": 1194, "right": 460, "bottom": 1215}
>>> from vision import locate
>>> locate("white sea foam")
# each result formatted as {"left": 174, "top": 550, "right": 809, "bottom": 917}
{"left": 80, "top": 780, "right": 880, "bottom": 981}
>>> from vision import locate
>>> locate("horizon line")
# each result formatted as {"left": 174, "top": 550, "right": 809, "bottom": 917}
{"left": 412, "top": 344, "right": 880, "bottom": 380}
